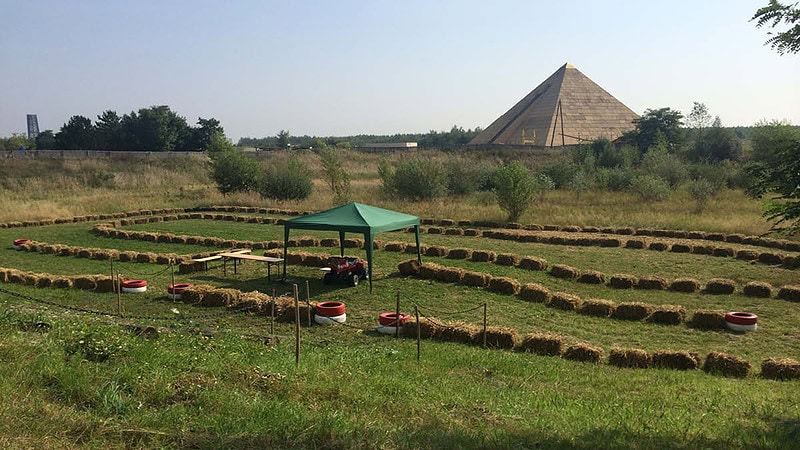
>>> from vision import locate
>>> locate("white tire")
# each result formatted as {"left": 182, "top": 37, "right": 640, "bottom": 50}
{"left": 314, "top": 313, "right": 346, "bottom": 325}
{"left": 12, "top": 245, "right": 21, "bottom": 251}
{"left": 376, "top": 324, "right": 401, "bottom": 335}
{"left": 122, "top": 286, "right": 147, "bottom": 293}
{"left": 726, "top": 322, "right": 757, "bottom": 332}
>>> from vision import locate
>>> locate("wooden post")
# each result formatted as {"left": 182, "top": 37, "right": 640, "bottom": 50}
{"left": 395, "top": 291, "right": 400, "bottom": 338}
{"left": 482, "top": 302, "right": 487, "bottom": 348}
{"left": 415, "top": 305, "right": 420, "bottom": 361}
{"left": 270, "top": 288, "right": 276, "bottom": 335}
{"left": 305, "top": 280, "right": 312, "bottom": 327}
{"left": 293, "top": 284, "right": 300, "bottom": 367}
{"left": 170, "top": 259, "right": 175, "bottom": 295}
{"left": 116, "top": 271, "right": 122, "bottom": 317}
{"left": 110, "top": 258, "right": 114, "bottom": 283}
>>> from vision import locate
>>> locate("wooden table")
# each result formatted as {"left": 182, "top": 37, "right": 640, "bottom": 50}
{"left": 219, "top": 252, "right": 284, "bottom": 282}
{"left": 192, "top": 249, "right": 251, "bottom": 271}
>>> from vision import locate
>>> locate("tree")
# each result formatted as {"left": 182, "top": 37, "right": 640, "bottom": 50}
{"left": 56, "top": 115, "right": 95, "bottom": 150}
{"left": 277, "top": 130, "right": 291, "bottom": 148}
{"left": 35, "top": 130, "right": 56, "bottom": 150}
{"left": 259, "top": 156, "right": 314, "bottom": 201}
{"left": 686, "top": 102, "right": 712, "bottom": 130}
{"left": 210, "top": 149, "right": 262, "bottom": 195}
{"left": 194, "top": 117, "right": 224, "bottom": 151}
{"left": 751, "top": 1, "right": 800, "bottom": 55}
{"left": 493, "top": 162, "right": 537, "bottom": 222}
{"left": 0, "top": 134, "right": 34, "bottom": 153}
{"left": 621, "top": 108, "right": 684, "bottom": 152}
{"left": 319, "top": 148, "right": 351, "bottom": 205}
{"left": 95, "top": 110, "right": 122, "bottom": 150}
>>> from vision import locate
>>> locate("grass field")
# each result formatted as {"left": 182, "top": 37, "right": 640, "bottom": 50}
{"left": 0, "top": 154, "right": 798, "bottom": 449}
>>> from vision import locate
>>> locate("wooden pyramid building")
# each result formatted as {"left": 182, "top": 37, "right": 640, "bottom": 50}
{"left": 469, "top": 63, "right": 639, "bottom": 147}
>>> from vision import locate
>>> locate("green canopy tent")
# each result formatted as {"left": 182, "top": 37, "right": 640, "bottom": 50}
{"left": 282, "top": 202, "right": 422, "bottom": 292}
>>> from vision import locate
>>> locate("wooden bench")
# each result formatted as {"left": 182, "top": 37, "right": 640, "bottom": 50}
{"left": 219, "top": 252, "right": 284, "bottom": 281}
{"left": 192, "top": 249, "right": 252, "bottom": 271}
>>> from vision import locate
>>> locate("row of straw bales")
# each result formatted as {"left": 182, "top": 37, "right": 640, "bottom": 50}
{"left": 0, "top": 208, "right": 187, "bottom": 229}
{"left": 0, "top": 267, "right": 122, "bottom": 293}
{"left": 16, "top": 240, "right": 191, "bottom": 266}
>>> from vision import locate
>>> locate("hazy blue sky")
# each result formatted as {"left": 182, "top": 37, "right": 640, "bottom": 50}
{"left": 1, "top": 0, "right": 798, "bottom": 141}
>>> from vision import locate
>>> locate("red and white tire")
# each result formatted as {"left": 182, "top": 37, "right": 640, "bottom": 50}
{"left": 725, "top": 311, "right": 758, "bottom": 332}
{"left": 315, "top": 301, "right": 346, "bottom": 317}
{"left": 122, "top": 279, "right": 148, "bottom": 293}
{"left": 12, "top": 239, "right": 30, "bottom": 250}
{"left": 167, "top": 283, "right": 192, "bottom": 300}
{"left": 376, "top": 324, "right": 401, "bottom": 335}
{"left": 314, "top": 313, "right": 346, "bottom": 325}
{"left": 378, "top": 312, "right": 410, "bottom": 327}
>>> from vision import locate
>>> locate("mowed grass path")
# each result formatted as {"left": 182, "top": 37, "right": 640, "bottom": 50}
{"left": 1, "top": 216, "right": 799, "bottom": 448}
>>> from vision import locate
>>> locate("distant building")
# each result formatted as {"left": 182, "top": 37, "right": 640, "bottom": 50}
{"left": 469, "top": 63, "right": 638, "bottom": 147}
{"left": 355, "top": 142, "right": 418, "bottom": 151}
{"left": 27, "top": 114, "right": 40, "bottom": 138}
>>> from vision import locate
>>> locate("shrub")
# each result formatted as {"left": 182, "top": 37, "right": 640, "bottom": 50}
{"left": 446, "top": 158, "right": 484, "bottom": 195}
{"left": 550, "top": 264, "right": 580, "bottom": 280}
{"left": 518, "top": 256, "right": 548, "bottom": 271}
{"left": 610, "top": 274, "right": 637, "bottom": 289}
{"left": 630, "top": 174, "right": 671, "bottom": 201}
{"left": 577, "top": 270, "right": 605, "bottom": 284}
{"left": 518, "top": 283, "right": 551, "bottom": 302}
{"left": 703, "top": 351, "right": 751, "bottom": 378}
{"left": 652, "top": 351, "right": 701, "bottom": 370}
{"left": 563, "top": 343, "right": 604, "bottom": 363}
{"left": 259, "top": 155, "right": 313, "bottom": 201}
{"left": 578, "top": 299, "right": 616, "bottom": 317}
{"left": 690, "top": 310, "right": 727, "bottom": 329}
{"left": 546, "top": 293, "right": 581, "bottom": 311}
{"left": 647, "top": 305, "right": 686, "bottom": 325}
{"left": 612, "top": 302, "right": 653, "bottom": 321}
{"left": 493, "top": 162, "right": 537, "bottom": 222}
{"left": 518, "top": 333, "right": 564, "bottom": 356}
{"left": 210, "top": 150, "right": 263, "bottom": 195}
{"left": 705, "top": 278, "right": 736, "bottom": 295}
{"left": 743, "top": 281, "right": 773, "bottom": 298}
{"left": 761, "top": 358, "right": 800, "bottom": 381}
{"left": 609, "top": 348, "right": 652, "bottom": 369}
{"left": 636, "top": 276, "right": 668, "bottom": 290}
{"left": 319, "top": 148, "right": 351, "bottom": 205}
{"left": 640, "top": 147, "right": 688, "bottom": 187}
{"left": 390, "top": 157, "right": 448, "bottom": 200}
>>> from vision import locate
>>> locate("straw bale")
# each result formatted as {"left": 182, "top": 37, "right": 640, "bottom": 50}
{"left": 343, "top": 238, "right": 364, "bottom": 248}
{"left": 758, "top": 252, "right": 784, "bottom": 265}
{"left": 301, "top": 254, "right": 327, "bottom": 267}
{"left": 580, "top": 226, "right": 600, "bottom": 233}
{"left": 743, "top": 281, "right": 773, "bottom": 298}
{"left": 461, "top": 271, "right": 490, "bottom": 288}
{"left": 563, "top": 343, "right": 604, "bottom": 363}
{"left": 22, "top": 272, "right": 39, "bottom": 286}
{"left": 438, "top": 219, "right": 455, "bottom": 226}
{"left": 625, "top": 239, "right": 645, "bottom": 249}
{"left": 320, "top": 238, "right": 339, "bottom": 247}
{"left": 427, "top": 227, "right": 442, "bottom": 234}
{"left": 76, "top": 249, "right": 94, "bottom": 259}
{"left": 95, "top": 276, "right": 117, "bottom": 293}
{"left": 562, "top": 225, "right": 580, "bottom": 232}
{"left": 420, "top": 218, "right": 435, "bottom": 225}
{"left": 610, "top": 274, "right": 637, "bottom": 289}
{"left": 286, "top": 252, "right": 308, "bottom": 265}
{"left": 136, "top": 252, "right": 158, "bottom": 264}
{"left": 463, "top": 229, "right": 482, "bottom": 237}
{"left": 182, "top": 284, "right": 216, "bottom": 304}
{"left": 692, "top": 245, "right": 713, "bottom": 255}
{"left": 457, "top": 220, "right": 472, "bottom": 226}
{"left": 600, "top": 238, "right": 623, "bottom": 247}
{"left": 203, "top": 237, "right": 224, "bottom": 247}
{"left": 298, "top": 237, "right": 320, "bottom": 247}
{"left": 609, "top": 348, "right": 652, "bottom": 369}
{"left": 52, "top": 277, "right": 73, "bottom": 289}
{"left": 577, "top": 270, "right": 605, "bottom": 284}
{"left": 435, "top": 267, "right": 465, "bottom": 283}
{"left": 760, "top": 358, "right": 800, "bottom": 381}
{"left": 156, "top": 234, "right": 173, "bottom": 243}
{"left": 518, "top": 333, "right": 564, "bottom": 356}
{"left": 518, "top": 256, "right": 547, "bottom": 271}
{"left": 671, "top": 244, "right": 692, "bottom": 253}
{"left": 425, "top": 246, "right": 449, "bottom": 257}
{"left": 494, "top": 253, "right": 519, "bottom": 266}
{"left": 612, "top": 302, "right": 653, "bottom": 321}
{"left": 0, "top": 268, "right": 8, "bottom": 283}
{"left": 669, "top": 278, "right": 701, "bottom": 293}
{"left": 615, "top": 227, "right": 635, "bottom": 235}
{"left": 474, "top": 326, "right": 518, "bottom": 349}
{"left": 652, "top": 351, "right": 700, "bottom": 370}
{"left": 201, "top": 288, "right": 240, "bottom": 307}
{"left": 398, "top": 259, "right": 421, "bottom": 276}
{"left": 685, "top": 231, "right": 705, "bottom": 239}
{"left": 6, "top": 270, "right": 28, "bottom": 285}
{"left": 712, "top": 247, "right": 735, "bottom": 257}
{"left": 704, "top": 278, "right": 736, "bottom": 295}
{"left": 648, "top": 242, "right": 669, "bottom": 251}
{"left": 783, "top": 256, "right": 798, "bottom": 269}
{"left": 35, "top": 276, "right": 52, "bottom": 288}
{"left": 647, "top": 305, "right": 686, "bottom": 325}
{"left": 706, "top": 233, "right": 725, "bottom": 241}
{"left": 690, "top": 310, "right": 727, "bottom": 329}
{"left": 518, "top": 283, "right": 550, "bottom": 303}
{"left": 777, "top": 285, "right": 800, "bottom": 302}
{"left": 447, "top": 248, "right": 472, "bottom": 260}
{"left": 550, "top": 264, "right": 579, "bottom": 280}
{"left": 471, "top": 250, "right": 496, "bottom": 262}
{"left": 417, "top": 263, "right": 441, "bottom": 280}
{"left": 437, "top": 321, "right": 479, "bottom": 344}
{"left": 578, "top": 299, "right": 616, "bottom": 317}
{"left": 384, "top": 242, "right": 407, "bottom": 252}
{"left": 178, "top": 261, "right": 204, "bottom": 274}
{"left": 73, "top": 276, "right": 97, "bottom": 290}
{"left": 373, "top": 240, "right": 385, "bottom": 250}
{"left": 547, "top": 292, "right": 581, "bottom": 311}
{"left": 401, "top": 318, "right": 438, "bottom": 339}
{"left": 444, "top": 228, "right": 463, "bottom": 236}
{"left": 636, "top": 276, "right": 668, "bottom": 290}
{"left": 185, "top": 236, "right": 202, "bottom": 245}
{"left": 487, "top": 276, "right": 521, "bottom": 295}
{"left": 266, "top": 241, "right": 283, "bottom": 249}
{"left": 264, "top": 249, "right": 282, "bottom": 258}
{"left": 703, "top": 351, "right": 751, "bottom": 377}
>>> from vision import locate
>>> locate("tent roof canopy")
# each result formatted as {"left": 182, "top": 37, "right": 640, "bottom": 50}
{"left": 284, "top": 202, "right": 420, "bottom": 233}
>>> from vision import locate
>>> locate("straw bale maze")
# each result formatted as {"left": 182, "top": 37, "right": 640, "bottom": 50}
{"left": 1, "top": 206, "right": 799, "bottom": 381}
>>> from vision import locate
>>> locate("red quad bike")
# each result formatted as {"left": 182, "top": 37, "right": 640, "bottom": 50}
{"left": 322, "top": 257, "right": 368, "bottom": 287}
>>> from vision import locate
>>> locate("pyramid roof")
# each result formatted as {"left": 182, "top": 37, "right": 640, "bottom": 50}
{"left": 469, "top": 63, "right": 639, "bottom": 146}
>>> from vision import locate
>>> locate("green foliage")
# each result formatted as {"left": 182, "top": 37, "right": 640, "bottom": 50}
{"left": 493, "top": 162, "right": 537, "bottom": 222}
{"left": 751, "top": 0, "right": 800, "bottom": 55}
{"left": 0, "top": 133, "right": 35, "bottom": 152}
{"left": 640, "top": 146, "right": 688, "bottom": 187}
{"left": 569, "top": 171, "right": 591, "bottom": 199}
{"left": 605, "top": 167, "right": 635, "bottom": 191}
{"left": 388, "top": 157, "right": 448, "bottom": 200}
{"left": 319, "top": 148, "right": 351, "bottom": 205}
{"left": 689, "top": 126, "right": 742, "bottom": 162}
{"left": 631, "top": 174, "right": 672, "bottom": 201}
{"left": 94, "top": 110, "right": 122, "bottom": 150}
{"left": 688, "top": 178, "right": 718, "bottom": 211}
{"left": 541, "top": 161, "right": 580, "bottom": 189}
{"left": 61, "top": 324, "right": 130, "bottom": 362}
{"left": 621, "top": 108, "right": 684, "bottom": 152}
{"left": 259, "top": 155, "right": 313, "bottom": 201}
{"left": 277, "top": 130, "right": 291, "bottom": 148}
{"left": 56, "top": 115, "right": 95, "bottom": 150}
{"left": 211, "top": 149, "right": 263, "bottom": 195}
{"left": 445, "top": 158, "right": 486, "bottom": 195}
{"left": 749, "top": 120, "right": 800, "bottom": 164}
{"left": 377, "top": 157, "right": 394, "bottom": 193}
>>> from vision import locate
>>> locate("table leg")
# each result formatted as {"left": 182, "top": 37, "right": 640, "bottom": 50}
{"left": 234, "top": 258, "right": 238, "bottom": 275}
{"left": 267, "top": 262, "right": 271, "bottom": 282}
{"left": 223, "top": 258, "right": 227, "bottom": 277}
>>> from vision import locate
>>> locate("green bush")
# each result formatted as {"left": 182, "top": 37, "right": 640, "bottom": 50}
{"left": 688, "top": 178, "right": 718, "bottom": 211}
{"left": 541, "top": 161, "right": 580, "bottom": 189}
{"left": 319, "top": 148, "right": 351, "bottom": 205}
{"left": 259, "top": 155, "right": 313, "bottom": 201}
{"left": 446, "top": 158, "right": 485, "bottom": 195}
{"left": 390, "top": 157, "right": 448, "bottom": 200}
{"left": 631, "top": 175, "right": 671, "bottom": 201}
{"left": 494, "top": 162, "right": 537, "bottom": 222}
{"left": 210, "top": 150, "right": 263, "bottom": 195}
{"left": 605, "top": 167, "right": 634, "bottom": 191}
{"left": 61, "top": 325, "right": 130, "bottom": 362}
{"left": 640, "top": 147, "right": 688, "bottom": 187}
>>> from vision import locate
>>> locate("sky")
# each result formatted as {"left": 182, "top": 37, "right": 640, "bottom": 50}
{"left": 1, "top": 0, "right": 798, "bottom": 141}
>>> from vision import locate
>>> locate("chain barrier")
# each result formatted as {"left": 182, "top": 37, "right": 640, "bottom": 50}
{"left": 0, "top": 285, "right": 259, "bottom": 321}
